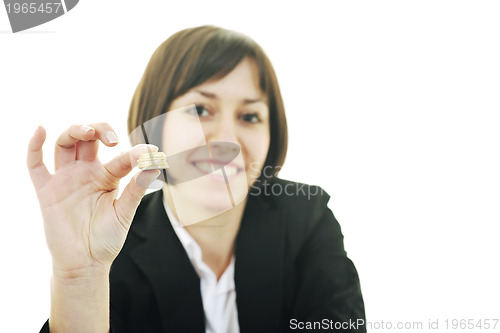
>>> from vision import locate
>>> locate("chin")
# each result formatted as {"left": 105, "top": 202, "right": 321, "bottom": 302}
{"left": 167, "top": 181, "right": 238, "bottom": 226}
{"left": 199, "top": 189, "right": 235, "bottom": 212}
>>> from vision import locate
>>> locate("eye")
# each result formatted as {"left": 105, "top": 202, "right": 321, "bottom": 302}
{"left": 240, "top": 113, "right": 261, "bottom": 124}
{"left": 187, "top": 104, "right": 210, "bottom": 117}
{"left": 196, "top": 104, "right": 210, "bottom": 117}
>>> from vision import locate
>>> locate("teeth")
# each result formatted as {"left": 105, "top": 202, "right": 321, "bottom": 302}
{"left": 193, "top": 162, "right": 239, "bottom": 176}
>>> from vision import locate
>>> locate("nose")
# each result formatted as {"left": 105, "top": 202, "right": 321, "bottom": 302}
{"left": 205, "top": 113, "right": 240, "bottom": 160}
{"left": 206, "top": 113, "right": 238, "bottom": 144}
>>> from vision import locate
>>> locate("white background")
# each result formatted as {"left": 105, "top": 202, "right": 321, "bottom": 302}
{"left": 1, "top": 1, "right": 499, "bottom": 332}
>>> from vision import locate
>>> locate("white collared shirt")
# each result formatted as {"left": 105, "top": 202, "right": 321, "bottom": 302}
{"left": 163, "top": 202, "right": 240, "bottom": 333}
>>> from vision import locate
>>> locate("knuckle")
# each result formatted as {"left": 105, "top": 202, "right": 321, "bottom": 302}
{"left": 88, "top": 122, "right": 112, "bottom": 131}
{"left": 70, "top": 124, "right": 83, "bottom": 132}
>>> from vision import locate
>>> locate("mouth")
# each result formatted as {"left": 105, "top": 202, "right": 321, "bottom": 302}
{"left": 191, "top": 160, "right": 244, "bottom": 178}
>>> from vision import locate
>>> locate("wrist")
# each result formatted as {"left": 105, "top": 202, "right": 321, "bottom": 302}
{"left": 52, "top": 264, "right": 111, "bottom": 282}
{"left": 50, "top": 265, "right": 110, "bottom": 333}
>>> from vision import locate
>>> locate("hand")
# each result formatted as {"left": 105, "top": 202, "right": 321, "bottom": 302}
{"left": 27, "top": 123, "right": 160, "bottom": 277}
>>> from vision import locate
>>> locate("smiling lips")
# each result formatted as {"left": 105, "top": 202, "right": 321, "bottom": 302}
{"left": 191, "top": 160, "right": 243, "bottom": 178}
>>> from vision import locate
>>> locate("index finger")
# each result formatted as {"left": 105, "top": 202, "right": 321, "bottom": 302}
{"left": 54, "top": 124, "right": 96, "bottom": 169}
{"left": 104, "top": 144, "right": 159, "bottom": 179}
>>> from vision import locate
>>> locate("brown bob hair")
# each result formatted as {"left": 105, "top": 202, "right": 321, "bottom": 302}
{"left": 128, "top": 25, "right": 287, "bottom": 182}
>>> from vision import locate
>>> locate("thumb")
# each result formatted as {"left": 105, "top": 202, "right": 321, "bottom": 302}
{"left": 114, "top": 170, "right": 161, "bottom": 228}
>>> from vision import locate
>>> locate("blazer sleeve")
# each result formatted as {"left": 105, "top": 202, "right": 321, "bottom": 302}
{"left": 40, "top": 320, "right": 49, "bottom": 332}
{"left": 290, "top": 192, "right": 366, "bottom": 333}
{"left": 39, "top": 320, "right": 118, "bottom": 333}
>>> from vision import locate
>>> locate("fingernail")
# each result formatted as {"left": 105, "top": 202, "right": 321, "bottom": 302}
{"left": 147, "top": 170, "right": 161, "bottom": 182}
{"left": 136, "top": 170, "right": 161, "bottom": 189}
{"left": 106, "top": 131, "right": 119, "bottom": 144}
{"left": 81, "top": 125, "right": 94, "bottom": 133}
{"left": 146, "top": 144, "right": 159, "bottom": 152}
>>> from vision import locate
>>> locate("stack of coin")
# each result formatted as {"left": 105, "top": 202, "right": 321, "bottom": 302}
{"left": 137, "top": 152, "right": 169, "bottom": 170}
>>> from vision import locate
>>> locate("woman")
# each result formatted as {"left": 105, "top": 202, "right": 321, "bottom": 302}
{"left": 28, "top": 26, "right": 366, "bottom": 332}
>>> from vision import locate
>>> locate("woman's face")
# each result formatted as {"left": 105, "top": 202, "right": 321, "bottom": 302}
{"left": 162, "top": 58, "right": 270, "bottom": 225}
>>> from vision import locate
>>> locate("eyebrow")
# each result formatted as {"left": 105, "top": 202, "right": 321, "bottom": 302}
{"left": 194, "top": 89, "right": 265, "bottom": 105}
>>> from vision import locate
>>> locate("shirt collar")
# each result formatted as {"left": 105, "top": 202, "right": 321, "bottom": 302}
{"left": 163, "top": 198, "right": 235, "bottom": 294}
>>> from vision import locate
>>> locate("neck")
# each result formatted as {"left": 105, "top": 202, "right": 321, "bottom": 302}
{"left": 162, "top": 187, "right": 246, "bottom": 279}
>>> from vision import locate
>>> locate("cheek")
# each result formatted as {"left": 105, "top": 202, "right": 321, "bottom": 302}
{"left": 241, "top": 130, "right": 270, "bottom": 166}
{"left": 161, "top": 111, "right": 207, "bottom": 156}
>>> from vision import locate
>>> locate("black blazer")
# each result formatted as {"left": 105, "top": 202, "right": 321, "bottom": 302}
{"left": 41, "top": 179, "right": 366, "bottom": 332}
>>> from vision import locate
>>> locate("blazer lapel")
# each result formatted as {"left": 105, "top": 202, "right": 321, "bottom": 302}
{"left": 235, "top": 195, "right": 286, "bottom": 333}
{"left": 127, "top": 191, "right": 287, "bottom": 333}
{"left": 129, "top": 190, "right": 205, "bottom": 333}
